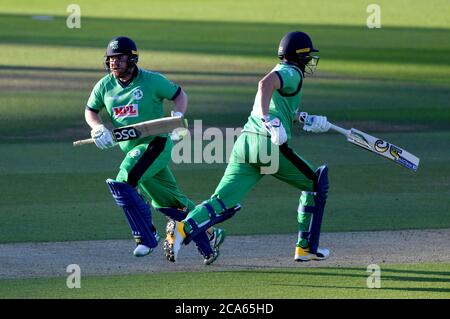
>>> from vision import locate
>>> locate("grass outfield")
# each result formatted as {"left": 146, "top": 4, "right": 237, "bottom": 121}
{"left": 1, "top": 262, "right": 449, "bottom": 299}
{"left": 0, "top": 0, "right": 448, "bottom": 241}
{"left": 1, "top": 1, "right": 449, "bottom": 137}
{"left": 1, "top": 130, "right": 449, "bottom": 243}
{"left": 0, "top": 0, "right": 449, "bottom": 300}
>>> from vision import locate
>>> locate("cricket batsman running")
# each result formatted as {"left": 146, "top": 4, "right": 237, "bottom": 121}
{"left": 164, "top": 31, "right": 331, "bottom": 262}
{"left": 84, "top": 36, "right": 224, "bottom": 265}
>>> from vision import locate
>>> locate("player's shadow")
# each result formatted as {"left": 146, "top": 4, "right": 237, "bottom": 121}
{"left": 283, "top": 283, "right": 450, "bottom": 294}
{"left": 245, "top": 267, "right": 450, "bottom": 294}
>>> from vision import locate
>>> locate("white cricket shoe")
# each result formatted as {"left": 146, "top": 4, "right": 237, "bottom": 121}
{"left": 133, "top": 244, "right": 152, "bottom": 257}
{"left": 133, "top": 232, "right": 161, "bottom": 257}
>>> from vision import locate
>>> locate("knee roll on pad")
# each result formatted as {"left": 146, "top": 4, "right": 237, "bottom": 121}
{"left": 106, "top": 179, "right": 158, "bottom": 248}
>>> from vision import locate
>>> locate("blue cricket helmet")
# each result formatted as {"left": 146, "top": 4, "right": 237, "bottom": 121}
{"left": 104, "top": 36, "right": 139, "bottom": 71}
{"left": 278, "top": 31, "right": 320, "bottom": 75}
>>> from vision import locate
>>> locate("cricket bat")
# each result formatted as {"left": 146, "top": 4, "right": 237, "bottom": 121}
{"left": 73, "top": 116, "right": 188, "bottom": 147}
{"left": 329, "top": 123, "right": 420, "bottom": 172}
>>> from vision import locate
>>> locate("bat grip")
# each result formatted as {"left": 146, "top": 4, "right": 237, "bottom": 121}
{"left": 73, "top": 138, "right": 94, "bottom": 147}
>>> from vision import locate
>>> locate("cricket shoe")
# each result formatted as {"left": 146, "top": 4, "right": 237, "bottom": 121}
{"left": 203, "top": 250, "right": 219, "bottom": 266}
{"left": 133, "top": 244, "right": 152, "bottom": 257}
{"left": 163, "top": 220, "right": 186, "bottom": 262}
{"left": 203, "top": 228, "right": 226, "bottom": 265}
{"left": 133, "top": 232, "right": 161, "bottom": 257}
{"left": 294, "top": 246, "right": 330, "bottom": 262}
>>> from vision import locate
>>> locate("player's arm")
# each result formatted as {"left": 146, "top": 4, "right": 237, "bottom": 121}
{"left": 85, "top": 107, "right": 117, "bottom": 149}
{"left": 170, "top": 88, "right": 188, "bottom": 117}
{"left": 85, "top": 107, "right": 103, "bottom": 129}
{"left": 257, "top": 71, "right": 281, "bottom": 117}
{"left": 257, "top": 72, "right": 287, "bottom": 145}
{"left": 169, "top": 88, "right": 188, "bottom": 141}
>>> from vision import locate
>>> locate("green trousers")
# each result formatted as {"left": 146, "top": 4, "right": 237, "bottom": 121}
{"left": 184, "top": 132, "right": 318, "bottom": 246}
{"left": 116, "top": 137, "right": 195, "bottom": 211}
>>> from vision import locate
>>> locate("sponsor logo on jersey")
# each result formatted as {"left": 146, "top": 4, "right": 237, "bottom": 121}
{"left": 112, "top": 104, "right": 139, "bottom": 118}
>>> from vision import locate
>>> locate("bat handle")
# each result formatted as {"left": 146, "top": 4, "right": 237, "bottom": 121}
{"left": 329, "top": 123, "right": 350, "bottom": 136}
{"left": 73, "top": 138, "right": 94, "bottom": 147}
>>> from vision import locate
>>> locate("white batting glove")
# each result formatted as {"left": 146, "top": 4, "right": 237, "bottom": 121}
{"left": 171, "top": 111, "right": 183, "bottom": 118}
{"left": 90, "top": 124, "right": 117, "bottom": 149}
{"left": 170, "top": 129, "right": 188, "bottom": 142}
{"left": 262, "top": 115, "right": 287, "bottom": 145}
{"left": 169, "top": 111, "right": 187, "bottom": 141}
{"left": 299, "top": 112, "right": 331, "bottom": 133}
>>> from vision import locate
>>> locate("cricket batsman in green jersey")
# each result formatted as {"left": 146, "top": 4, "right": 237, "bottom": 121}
{"left": 84, "top": 36, "right": 224, "bottom": 265}
{"left": 164, "top": 31, "right": 331, "bottom": 263}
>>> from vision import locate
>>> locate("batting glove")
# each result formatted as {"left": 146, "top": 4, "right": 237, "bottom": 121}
{"left": 170, "top": 111, "right": 188, "bottom": 142}
{"left": 171, "top": 111, "right": 183, "bottom": 118}
{"left": 170, "top": 127, "right": 188, "bottom": 142}
{"left": 90, "top": 124, "right": 117, "bottom": 149}
{"left": 262, "top": 115, "right": 287, "bottom": 145}
{"left": 299, "top": 112, "right": 331, "bottom": 133}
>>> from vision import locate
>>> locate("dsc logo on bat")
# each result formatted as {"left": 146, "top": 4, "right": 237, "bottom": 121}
{"left": 114, "top": 128, "right": 139, "bottom": 141}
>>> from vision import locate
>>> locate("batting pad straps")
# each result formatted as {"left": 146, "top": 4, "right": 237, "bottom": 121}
{"left": 203, "top": 203, "right": 216, "bottom": 219}
{"left": 298, "top": 205, "right": 315, "bottom": 214}
{"left": 184, "top": 204, "right": 241, "bottom": 245}
{"left": 186, "top": 218, "right": 199, "bottom": 233}
{"left": 199, "top": 196, "right": 227, "bottom": 220}
{"left": 213, "top": 196, "right": 227, "bottom": 211}
{"left": 297, "top": 202, "right": 314, "bottom": 241}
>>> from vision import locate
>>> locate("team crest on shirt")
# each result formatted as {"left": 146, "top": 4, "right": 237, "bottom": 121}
{"left": 129, "top": 149, "right": 141, "bottom": 158}
{"left": 112, "top": 104, "right": 139, "bottom": 118}
{"left": 133, "top": 89, "right": 144, "bottom": 100}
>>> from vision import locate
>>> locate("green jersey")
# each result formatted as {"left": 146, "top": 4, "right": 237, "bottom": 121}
{"left": 87, "top": 68, "right": 180, "bottom": 152}
{"left": 242, "top": 62, "right": 304, "bottom": 141}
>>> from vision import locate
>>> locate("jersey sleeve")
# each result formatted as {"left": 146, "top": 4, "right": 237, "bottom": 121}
{"left": 276, "top": 67, "right": 302, "bottom": 95}
{"left": 153, "top": 73, "right": 180, "bottom": 100}
{"left": 86, "top": 80, "right": 105, "bottom": 112}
